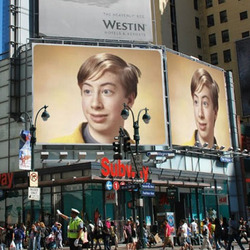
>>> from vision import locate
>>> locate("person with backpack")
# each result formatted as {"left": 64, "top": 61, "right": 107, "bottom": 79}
{"left": 14, "top": 224, "right": 25, "bottom": 250}
{"left": 123, "top": 219, "right": 133, "bottom": 250}
{"left": 201, "top": 219, "right": 212, "bottom": 250}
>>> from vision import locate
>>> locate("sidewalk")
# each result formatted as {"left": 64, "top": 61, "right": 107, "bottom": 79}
{"left": 61, "top": 241, "right": 249, "bottom": 250}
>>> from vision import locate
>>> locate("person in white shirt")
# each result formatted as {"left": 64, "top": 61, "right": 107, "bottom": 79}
{"left": 179, "top": 219, "right": 188, "bottom": 248}
{"left": 190, "top": 219, "right": 198, "bottom": 236}
{"left": 201, "top": 220, "right": 212, "bottom": 250}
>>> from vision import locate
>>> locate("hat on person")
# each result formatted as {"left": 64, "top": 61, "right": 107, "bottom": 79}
{"left": 71, "top": 208, "right": 80, "bottom": 214}
{"left": 106, "top": 217, "right": 111, "bottom": 221}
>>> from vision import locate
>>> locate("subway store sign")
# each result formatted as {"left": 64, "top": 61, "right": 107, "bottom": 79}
{"left": 0, "top": 173, "right": 14, "bottom": 189}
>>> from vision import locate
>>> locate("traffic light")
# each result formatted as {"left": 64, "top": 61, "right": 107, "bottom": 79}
{"left": 123, "top": 136, "right": 131, "bottom": 152}
{"left": 113, "top": 136, "right": 122, "bottom": 160}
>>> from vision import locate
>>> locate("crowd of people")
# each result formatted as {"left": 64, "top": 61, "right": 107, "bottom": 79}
{"left": 0, "top": 214, "right": 249, "bottom": 250}
{"left": 0, "top": 221, "right": 63, "bottom": 250}
{"left": 172, "top": 216, "right": 249, "bottom": 250}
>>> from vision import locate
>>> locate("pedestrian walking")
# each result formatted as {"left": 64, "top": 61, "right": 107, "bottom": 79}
{"left": 201, "top": 219, "right": 212, "bottom": 250}
{"left": 227, "top": 215, "right": 244, "bottom": 250}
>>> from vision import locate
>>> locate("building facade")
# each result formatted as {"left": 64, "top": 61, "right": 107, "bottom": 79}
{"left": 0, "top": 0, "right": 249, "bottom": 240}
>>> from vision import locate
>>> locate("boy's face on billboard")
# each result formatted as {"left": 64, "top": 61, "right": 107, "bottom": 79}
{"left": 81, "top": 71, "right": 134, "bottom": 143}
{"left": 193, "top": 85, "right": 217, "bottom": 146}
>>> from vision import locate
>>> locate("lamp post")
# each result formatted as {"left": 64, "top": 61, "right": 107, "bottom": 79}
{"left": 19, "top": 105, "right": 50, "bottom": 222}
{"left": 121, "top": 103, "right": 151, "bottom": 249}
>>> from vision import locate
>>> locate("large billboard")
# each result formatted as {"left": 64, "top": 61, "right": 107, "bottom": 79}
{"left": 167, "top": 51, "right": 231, "bottom": 149}
{"left": 33, "top": 44, "right": 167, "bottom": 145}
{"left": 236, "top": 38, "right": 250, "bottom": 117}
{"left": 39, "top": 0, "right": 153, "bottom": 42}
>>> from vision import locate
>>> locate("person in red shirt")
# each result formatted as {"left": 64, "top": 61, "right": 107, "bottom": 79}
{"left": 162, "top": 219, "right": 174, "bottom": 250}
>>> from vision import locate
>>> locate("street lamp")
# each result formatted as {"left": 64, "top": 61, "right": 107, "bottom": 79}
{"left": 19, "top": 105, "right": 50, "bottom": 171}
{"left": 121, "top": 103, "right": 150, "bottom": 154}
{"left": 121, "top": 103, "right": 151, "bottom": 249}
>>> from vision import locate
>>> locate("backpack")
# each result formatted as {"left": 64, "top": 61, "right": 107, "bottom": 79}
{"left": 15, "top": 229, "right": 23, "bottom": 241}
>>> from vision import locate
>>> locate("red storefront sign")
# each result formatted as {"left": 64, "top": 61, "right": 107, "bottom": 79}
{"left": 101, "top": 157, "right": 149, "bottom": 182}
{"left": 0, "top": 173, "right": 14, "bottom": 189}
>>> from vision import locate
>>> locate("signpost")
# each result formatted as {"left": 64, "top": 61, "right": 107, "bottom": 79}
{"left": 28, "top": 187, "right": 41, "bottom": 201}
{"left": 141, "top": 183, "right": 155, "bottom": 197}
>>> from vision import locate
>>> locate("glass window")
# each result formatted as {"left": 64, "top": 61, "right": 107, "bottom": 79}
{"left": 198, "top": 55, "right": 203, "bottom": 60}
{"left": 210, "top": 53, "right": 218, "bottom": 65}
{"left": 220, "top": 10, "right": 228, "bottom": 23}
{"left": 197, "top": 36, "right": 202, "bottom": 48}
{"left": 240, "top": 11, "right": 248, "bottom": 20}
{"left": 221, "top": 30, "right": 229, "bottom": 42}
{"left": 207, "top": 15, "right": 214, "bottom": 27}
{"left": 218, "top": 0, "right": 225, "bottom": 3}
{"left": 42, "top": 193, "right": 52, "bottom": 226}
{"left": 242, "top": 31, "right": 250, "bottom": 38}
{"left": 206, "top": 0, "right": 213, "bottom": 8}
{"left": 209, "top": 33, "right": 216, "bottom": 46}
{"left": 195, "top": 17, "right": 200, "bottom": 29}
{"left": 194, "top": 0, "right": 198, "bottom": 10}
{"left": 223, "top": 49, "right": 231, "bottom": 63}
{"left": 216, "top": 180, "right": 229, "bottom": 218}
{"left": 6, "top": 190, "right": 22, "bottom": 225}
{"left": 84, "top": 183, "right": 104, "bottom": 222}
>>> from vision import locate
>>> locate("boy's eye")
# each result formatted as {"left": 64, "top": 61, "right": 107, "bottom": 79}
{"left": 83, "top": 89, "right": 91, "bottom": 95}
{"left": 102, "top": 89, "right": 113, "bottom": 95}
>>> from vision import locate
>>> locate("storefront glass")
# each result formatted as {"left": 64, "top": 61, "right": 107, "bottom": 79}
{"left": 84, "top": 183, "right": 103, "bottom": 222}
{"left": 6, "top": 190, "right": 22, "bottom": 225}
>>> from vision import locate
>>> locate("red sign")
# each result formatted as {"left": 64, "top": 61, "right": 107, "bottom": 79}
{"left": 0, "top": 173, "right": 14, "bottom": 189}
{"left": 101, "top": 157, "right": 149, "bottom": 182}
{"left": 113, "top": 181, "right": 120, "bottom": 191}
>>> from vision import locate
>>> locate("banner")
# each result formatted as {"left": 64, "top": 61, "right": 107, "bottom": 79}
{"left": 39, "top": 0, "right": 153, "bottom": 42}
{"left": 19, "top": 130, "right": 31, "bottom": 170}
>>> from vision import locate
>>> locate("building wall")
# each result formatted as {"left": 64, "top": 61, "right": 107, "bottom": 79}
{"left": 156, "top": 0, "right": 250, "bottom": 118}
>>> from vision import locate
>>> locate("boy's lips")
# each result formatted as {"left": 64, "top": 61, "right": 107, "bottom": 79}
{"left": 198, "top": 122, "right": 206, "bottom": 131}
{"left": 90, "top": 114, "right": 107, "bottom": 123}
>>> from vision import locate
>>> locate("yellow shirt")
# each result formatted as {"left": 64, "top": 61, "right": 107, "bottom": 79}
{"left": 49, "top": 123, "right": 85, "bottom": 143}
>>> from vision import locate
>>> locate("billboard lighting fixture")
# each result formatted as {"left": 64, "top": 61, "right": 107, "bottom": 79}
{"left": 242, "top": 149, "right": 248, "bottom": 154}
{"left": 59, "top": 152, "right": 68, "bottom": 160}
{"left": 96, "top": 152, "right": 104, "bottom": 161}
{"left": 78, "top": 152, "right": 87, "bottom": 160}
{"left": 41, "top": 152, "right": 49, "bottom": 160}
{"left": 219, "top": 145, "right": 225, "bottom": 151}
{"left": 227, "top": 147, "right": 233, "bottom": 152}
{"left": 146, "top": 152, "right": 158, "bottom": 162}
{"left": 235, "top": 148, "right": 241, "bottom": 153}
{"left": 202, "top": 142, "right": 209, "bottom": 148}
{"left": 194, "top": 141, "right": 200, "bottom": 148}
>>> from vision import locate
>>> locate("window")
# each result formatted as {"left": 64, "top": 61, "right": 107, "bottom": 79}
{"left": 223, "top": 49, "right": 231, "bottom": 62}
{"left": 221, "top": 30, "right": 229, "bottom": 42}
{"left": 198, "top": 55, "right": 203, "bottom": 60}
{"left": 220, "top": 10, "right": 228, "bottom": 23}
{"left": 209, "top": 33, "right": 216, "bottom": 46}
{"left": 194, "top": 0, "right": 198, "bottom": 10}
{"left": 210, "top": 53, "right": 218, "bottom": 65}
{"left": 218, "top": 0, "right": 225, "bottom": 3}
{"left": 242, "top": 31, "right": 249, "bottom": 38}
{"left": 207, "top": 15, "right": 214, "bottom": 27}
{"left": 206, "top": 0, "right": 213, "bottom": 8}
{"left": 240, "top": 11, "right": 248, "bottom": 20}
{"left": 197, "top": 36, "right": 201, "bottom": 48}
{"left": 195, "top": 17, "right": 200, "bottom": 29}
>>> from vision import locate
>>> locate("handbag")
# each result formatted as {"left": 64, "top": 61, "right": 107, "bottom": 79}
{"left": 10, "top": 240, "right": 16, "bottom": 250}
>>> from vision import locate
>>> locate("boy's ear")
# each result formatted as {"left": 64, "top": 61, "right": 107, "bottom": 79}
{"left": 126, "top": 93, "right": 135, "bottom": 107}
